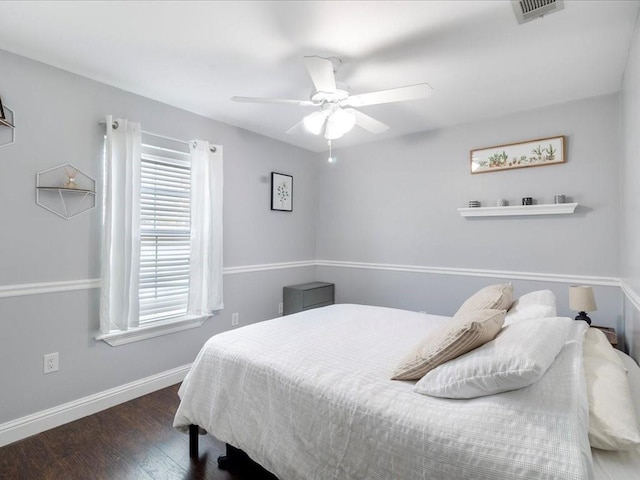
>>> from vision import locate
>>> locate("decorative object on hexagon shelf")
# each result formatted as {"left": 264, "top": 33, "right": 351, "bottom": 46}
{"left": 0, "top": 94, "right": 15, "bottom": 147}
{"left": 36, "top": 163, "right": 96, "bottom": 219}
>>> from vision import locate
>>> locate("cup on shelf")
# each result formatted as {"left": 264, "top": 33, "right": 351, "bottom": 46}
{"left": 522, "top": 197, "right": 533, "bottom": 205}
{"left": 468, "top": 200, "right": 481, "bottom": 208}
{"left": 554, "top": 194, "right": 566, "bottom": 204}
{"left": 496, "top": 199, "right": 508, "bottom": 207}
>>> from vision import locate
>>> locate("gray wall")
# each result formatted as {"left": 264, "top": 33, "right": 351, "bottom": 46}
{"left": 316, "top": 94, "right": 622, "bottom": 330}
{"left": 0, "top": 49, "right": 318, "bottom": 424}
{"left": 621, "top": 11, "right": 640, "bottom": 361}
{"left": 1, "top": 36, "right": 636, "bottom": 429}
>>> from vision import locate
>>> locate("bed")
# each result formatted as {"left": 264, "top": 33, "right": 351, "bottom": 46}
{"left": 174, "top": 300, "right": 640, "bottom": 480}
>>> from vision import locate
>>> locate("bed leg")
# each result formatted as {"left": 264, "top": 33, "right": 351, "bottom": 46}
{"left": 217, "top": 443, "right": 245, "bottom": 470}
{"left": 189, "top": 424, "right": 199, "bottom": 459}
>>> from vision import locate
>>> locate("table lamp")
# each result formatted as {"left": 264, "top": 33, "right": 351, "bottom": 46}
{"left": 569, "top": 285, "right": 597, "bottom": 325}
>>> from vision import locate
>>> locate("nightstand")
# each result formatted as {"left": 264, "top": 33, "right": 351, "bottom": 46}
{"left": 591, "top": 326, "right": 618, "bottom": 349}
{"left": 283, "top": 282, "right": 334, "bottom": 315}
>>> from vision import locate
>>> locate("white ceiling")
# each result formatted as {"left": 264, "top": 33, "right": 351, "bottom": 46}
{"left": 0, "top": 1, "right": 638, "bottom": 152}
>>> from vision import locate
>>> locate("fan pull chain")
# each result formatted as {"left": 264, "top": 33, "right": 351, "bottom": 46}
{"left": 328, "top": 140, "right": 336, "bottom": 163}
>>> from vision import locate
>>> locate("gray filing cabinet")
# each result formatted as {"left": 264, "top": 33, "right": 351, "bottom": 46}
{"left": 283, "top": 282, "right": 334, "bottom": 315}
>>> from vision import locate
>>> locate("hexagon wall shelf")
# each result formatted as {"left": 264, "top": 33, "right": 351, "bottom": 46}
{"left": 36, "top": 163, "right": 96, "bottom": 219}
{"left": 0, "top": 106, "right": 15, "bottom": 148}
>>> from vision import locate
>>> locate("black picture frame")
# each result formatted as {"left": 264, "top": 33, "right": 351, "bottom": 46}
{"left": 271, "top": 172, "right": 293, "bottom": 212}
{"left": 0, "top": 95, "right": 5, "bottom": 120}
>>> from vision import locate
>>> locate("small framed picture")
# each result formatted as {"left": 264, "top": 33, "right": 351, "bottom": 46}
{"left": 271, "top": 172, "right": 293, "bottom": 212}
{"left": 0, "top": 95, "right": 5, "bottom": 120}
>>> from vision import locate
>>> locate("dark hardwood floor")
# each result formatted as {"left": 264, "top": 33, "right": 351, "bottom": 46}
{"left": 0, "top": 384, "right": 276, "bottom": 480}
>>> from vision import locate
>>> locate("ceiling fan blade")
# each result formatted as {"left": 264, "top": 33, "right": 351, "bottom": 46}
{"left": 303, "top": 56, "right": 337, "bottom": 93}
{"left": 286, "top": 120, "right": 306, "bottom": 135}
{"left": 345, "top": 83, "right": 432, "bottom": 107}
{"left": 231, "top": 96, "right": 315, "bottom": 107}
{"left": 353, "top": 110, "right": 389, "bottom": 135}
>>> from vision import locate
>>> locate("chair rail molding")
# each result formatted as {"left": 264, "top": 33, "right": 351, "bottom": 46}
{"left": 0, "top": 260, "right": 622, "bottom": 299}
{"left": 315, "top": 260, "right": 620, "bottom": 286}
{"left": 223, "top": 260, "right": 316, "bottom": 275}
{"left": 0, "top": 279, "right": 102, "bottom": 298}
{"left": 0, "top": 261, "right": 317, "bottom": 299}
{"left": 621, "top": 280, "right": 640, "bottom": 313}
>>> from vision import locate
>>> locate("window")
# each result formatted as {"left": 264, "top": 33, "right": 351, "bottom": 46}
{"left": 99, "top": 116, "right": 223, "bottom": 346}
{"left": 139, "top": 144, "right": 192, "bottom": 323}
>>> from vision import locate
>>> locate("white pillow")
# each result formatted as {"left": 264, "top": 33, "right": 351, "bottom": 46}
{"left": 414, "top": 317, "right": 577, "bottom": 399}
{"left": 583, "top": 328, "right": 640, "bottom": 450}
{"left": 504, "top": 289, "right": 557, "bottom": 325}
{"left": 505, "top": 304, "right": 556, "bottom": 324}
{"left": 584, "top": 355, "right": 640, "bottom": 450}
{"left": 584, "top": 327, "right": 625, "bottom": 369}
{"left": 516, "top": 289, "right": 557, "bottom": 309}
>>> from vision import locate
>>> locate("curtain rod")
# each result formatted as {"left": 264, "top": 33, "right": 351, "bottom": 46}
{"left": 99, "top": 120, "right": 217, "bottom": 153}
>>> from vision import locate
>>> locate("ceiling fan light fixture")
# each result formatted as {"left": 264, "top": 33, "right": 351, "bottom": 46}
{"left": 332, "top": 108, "right": 356, "bottom": 134}
{"left": 324, "top": 108, "right": 356, "bottom": 140}
{"left": 303, "top": 111, "right": 326, "bottom": 135}
{"left": 324, "top": 120, "right": 343, "bottom": 140}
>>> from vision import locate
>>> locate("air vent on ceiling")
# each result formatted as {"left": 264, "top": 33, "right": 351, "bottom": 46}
{"left": 511, "top": 0, "right": 564, "bottom": 24}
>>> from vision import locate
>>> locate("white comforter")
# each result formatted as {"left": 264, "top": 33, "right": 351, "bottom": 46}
{"left": 174, "top": 304, "right": 593, "bottom": 480}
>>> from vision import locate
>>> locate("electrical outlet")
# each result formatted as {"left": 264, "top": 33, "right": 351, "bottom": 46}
{"left": 231, "top": 312, "right": 239, "bottom": 326}
{"left": 43, "top": 352, "right": 59, "bottom": 374}
{"left": 278, "top": 303, "right": 284, "bottom": 314}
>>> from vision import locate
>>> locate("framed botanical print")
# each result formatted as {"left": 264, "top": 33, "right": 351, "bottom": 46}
{"left": 470, "top": 135, "right": 565, "bottom": 174}
{"left": 271, "top": 172, "right": 293, "bottom": 212}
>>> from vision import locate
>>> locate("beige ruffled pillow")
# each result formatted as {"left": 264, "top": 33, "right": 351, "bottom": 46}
{"left": 391, "top": 309, "right": 505, "bottom": 381}
{"left": 455, "top": 284, "right": 513, "bottom": 317}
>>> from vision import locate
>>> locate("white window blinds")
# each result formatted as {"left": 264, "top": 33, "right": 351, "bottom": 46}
{"left": 139, "top": 144, "right": 191, "bottom": 323}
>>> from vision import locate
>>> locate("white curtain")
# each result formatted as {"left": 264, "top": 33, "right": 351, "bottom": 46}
{"left": 188, "top": 140, "right": 224, "bottom": 314}
{"left": 99, "top": 116, "right": 142, "bottom": 333}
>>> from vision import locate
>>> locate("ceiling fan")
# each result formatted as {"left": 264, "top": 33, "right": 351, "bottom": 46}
{"left": 231, "top": 56, "right": 432, "bottom": 141}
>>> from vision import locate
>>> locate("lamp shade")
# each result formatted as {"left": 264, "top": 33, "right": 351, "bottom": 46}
{"left": 569, "top": 285, "right": 597, "bottom": 312}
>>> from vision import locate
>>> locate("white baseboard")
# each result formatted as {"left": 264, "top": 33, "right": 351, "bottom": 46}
{"left": 0, "top": 363, "right": 192, "bottom": 448}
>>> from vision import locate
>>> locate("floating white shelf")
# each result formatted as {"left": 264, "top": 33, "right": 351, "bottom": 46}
{"left": 458, "top": 203, "right": 578, "bottom": 217}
